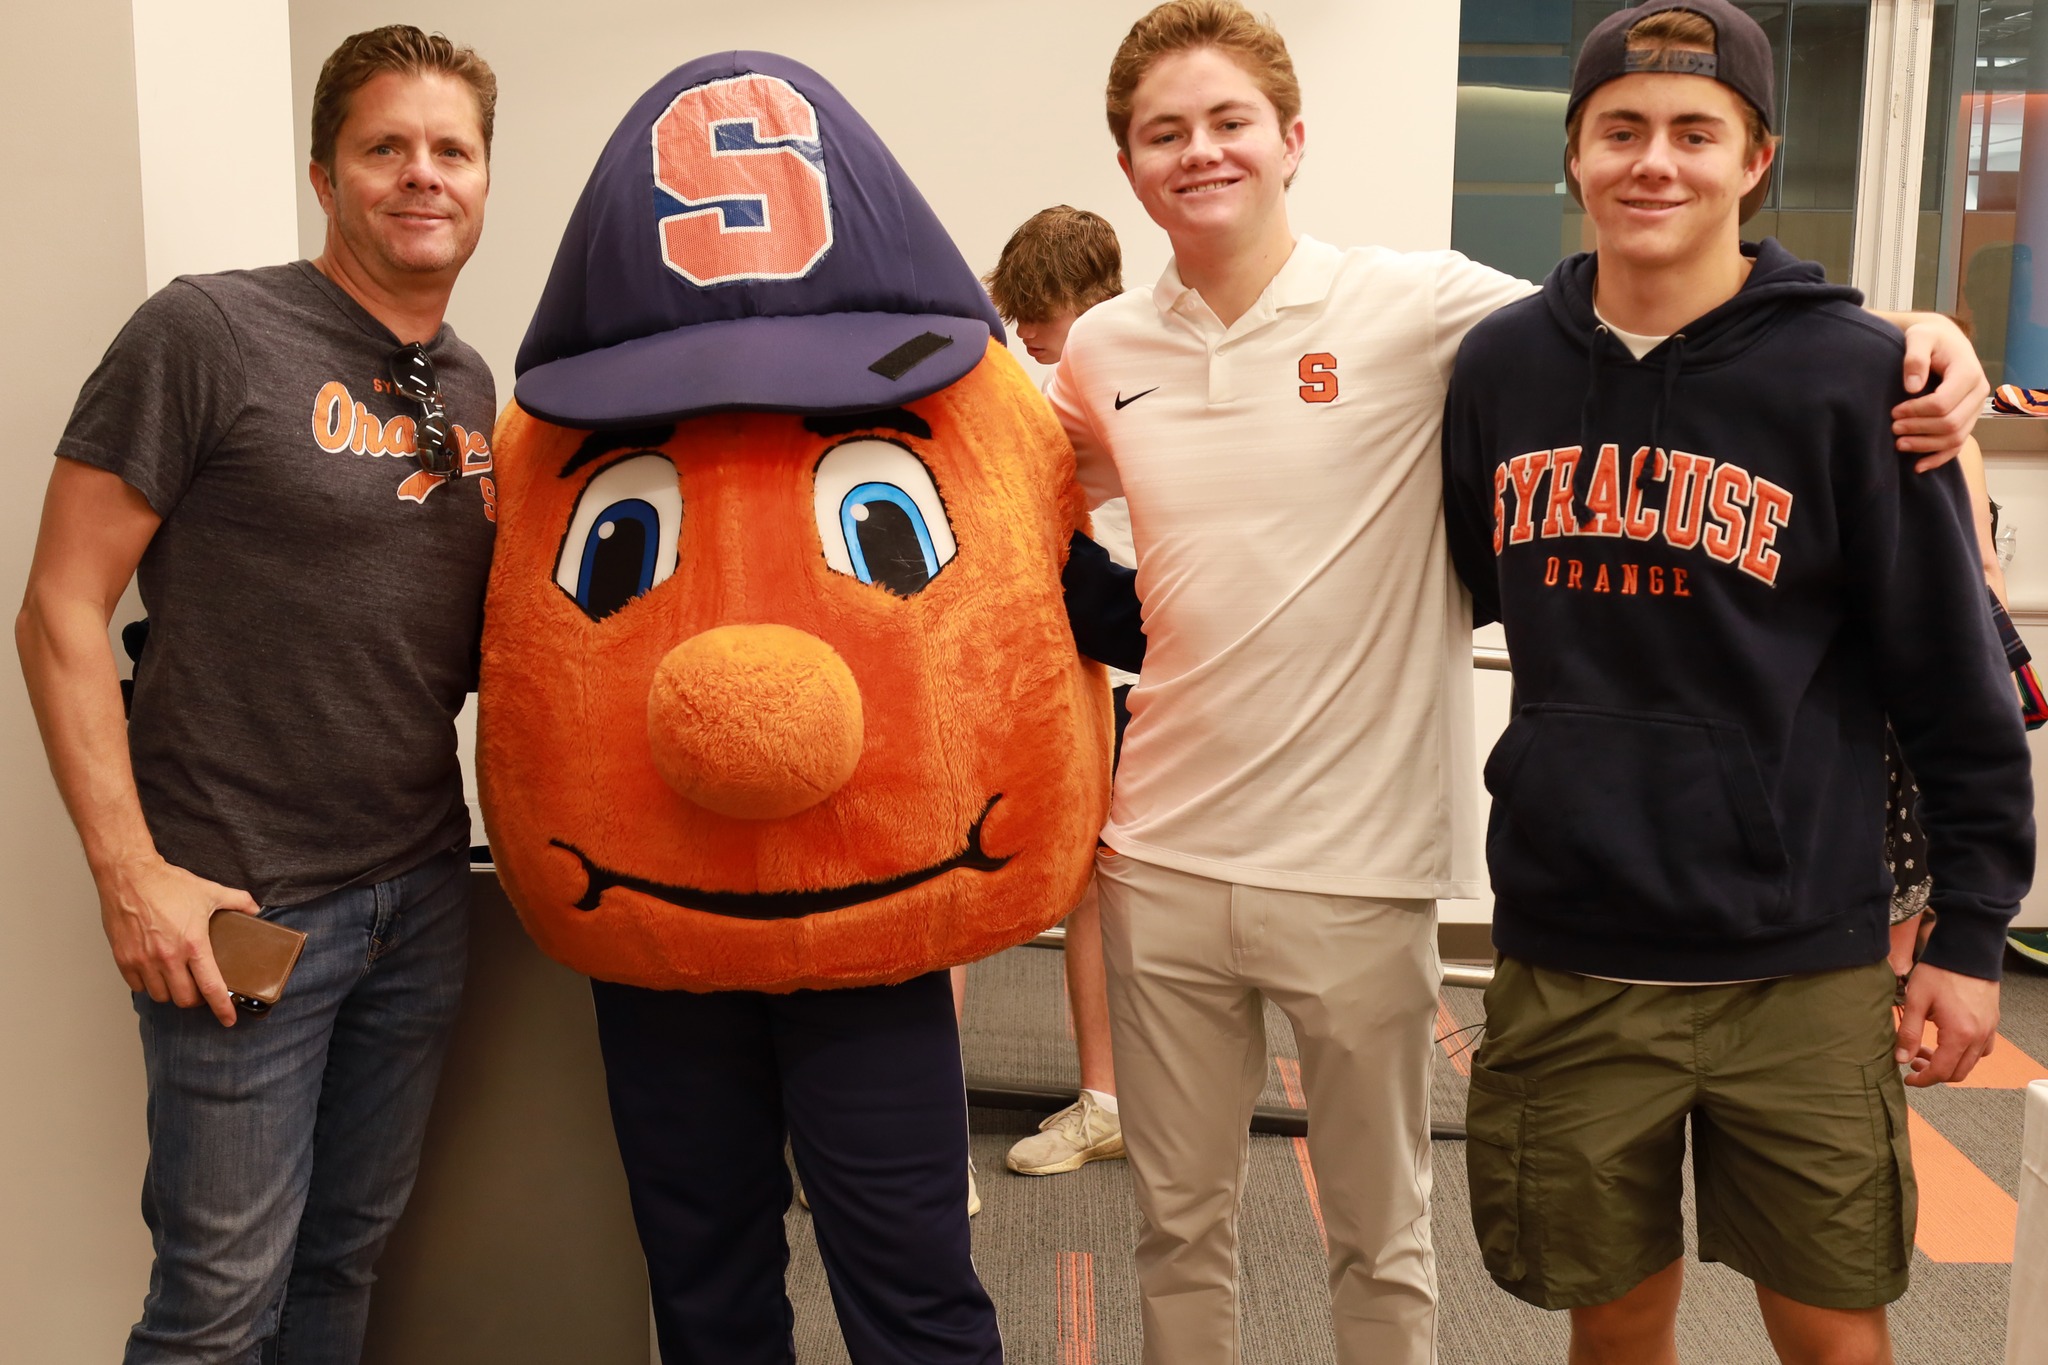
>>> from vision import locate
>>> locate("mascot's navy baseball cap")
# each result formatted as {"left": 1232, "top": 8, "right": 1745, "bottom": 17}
{"left": 515, "top": 51, "right": 1005, "bottom": 430}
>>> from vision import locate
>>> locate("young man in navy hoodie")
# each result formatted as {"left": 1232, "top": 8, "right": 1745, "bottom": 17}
{"left": 1441, "top": 3, "right": 2034, "bottom": 1363}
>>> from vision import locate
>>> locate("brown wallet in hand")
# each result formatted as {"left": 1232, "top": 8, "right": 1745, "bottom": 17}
{"left": 208, "top": 910, "right": 307, "bottom": 1013}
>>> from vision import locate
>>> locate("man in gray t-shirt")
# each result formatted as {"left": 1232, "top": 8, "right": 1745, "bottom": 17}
{"left": 16, "top": 26, "right": 497, "bottom": 1363}
{"left": 59, "top": 259, "right": 496, "bottom": 907}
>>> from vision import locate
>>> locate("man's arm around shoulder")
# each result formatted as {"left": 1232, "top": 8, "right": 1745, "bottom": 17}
{"left": 1867, "top": 309, "right": 1991, "bottom": 467}
{"left": 15, "top": 459, "right": 258, "bottom": 1027}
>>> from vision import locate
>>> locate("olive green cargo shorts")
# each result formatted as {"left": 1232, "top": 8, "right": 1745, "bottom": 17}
{"left": 1465, "top": 956, "right": 1914, "bottom": 1311}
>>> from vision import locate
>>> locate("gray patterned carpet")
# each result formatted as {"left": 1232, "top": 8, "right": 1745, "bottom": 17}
{"left": 780, "top": 944, "right": 2044, "bottom": 1364}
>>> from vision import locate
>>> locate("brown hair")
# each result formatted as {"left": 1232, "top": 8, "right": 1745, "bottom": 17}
{"left": 1105, "top": 1, "right": 1301, "bottom": 157}
{"left": 310, "top": 25, "right": 498, "bottom": 171}
{"left": 982, "top": 207, "right": 1124, "bottom": 324}
{"left": 1565, "top": 8, "right": 1778, "bottom": 221}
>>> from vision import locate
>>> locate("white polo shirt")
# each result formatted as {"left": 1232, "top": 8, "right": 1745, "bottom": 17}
{"left": 1047, "top": 236, "right": 1533, "bottom": 898}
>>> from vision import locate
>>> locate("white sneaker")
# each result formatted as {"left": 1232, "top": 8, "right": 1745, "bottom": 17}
{"left": 1005, "top": 1094, "right": 1124, "bottom": 1176}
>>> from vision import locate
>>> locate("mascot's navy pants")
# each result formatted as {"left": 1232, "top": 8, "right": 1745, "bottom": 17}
{"left": 592, "top": 971, "right": 1001, "bottom": 1365}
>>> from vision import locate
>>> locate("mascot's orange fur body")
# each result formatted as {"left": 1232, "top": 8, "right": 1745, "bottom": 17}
{"left": 477, "top": 50, "right": 1113, "bottom": 1355}
{"left": 479, "top": 344, "right": 1112, "bottom": 992}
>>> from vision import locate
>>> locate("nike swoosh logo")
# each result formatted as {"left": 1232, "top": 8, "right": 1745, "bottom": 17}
{"left": 1114, "top": 387, "right": 1159, "bottom": 410}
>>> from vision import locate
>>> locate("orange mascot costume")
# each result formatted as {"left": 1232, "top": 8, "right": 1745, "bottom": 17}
{"left": 477, "top": 52, "right": 1116, "bottom": 1364}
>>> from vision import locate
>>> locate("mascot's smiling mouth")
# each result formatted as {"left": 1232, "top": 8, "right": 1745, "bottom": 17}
{"left": 549, "top": 794, "right": 1013, "bottom": 920}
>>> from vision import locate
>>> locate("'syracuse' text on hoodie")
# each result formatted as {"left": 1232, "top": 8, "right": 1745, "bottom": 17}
{"left": 1441, "top": 239, "right": 2033, "bottom": 982}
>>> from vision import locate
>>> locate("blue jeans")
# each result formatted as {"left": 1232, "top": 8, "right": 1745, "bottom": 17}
{"left": 125, "top": 848, "right": 469, "bottom": 1365}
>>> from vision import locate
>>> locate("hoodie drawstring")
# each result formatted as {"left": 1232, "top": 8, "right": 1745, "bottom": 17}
{"left": 1581, "top": 326, "right": 1610, "bottom": 463}
{"left": 1650, "top": 333, "right": 1686, "bottom": 460}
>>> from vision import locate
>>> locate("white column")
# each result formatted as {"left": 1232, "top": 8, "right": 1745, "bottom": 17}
{"left": 116, "top": 1, "right": 299, "bottom": 681}
{"left": 1852, "top": 0, "right": 1939, "bottom": 310}
{"left": 130, "top": 0, "right": 299, "bottom": 291}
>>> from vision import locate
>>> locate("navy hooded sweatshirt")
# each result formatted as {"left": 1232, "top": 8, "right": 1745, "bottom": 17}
{"left": 1441, "top": 239, "right": 2033, "bottom": 983}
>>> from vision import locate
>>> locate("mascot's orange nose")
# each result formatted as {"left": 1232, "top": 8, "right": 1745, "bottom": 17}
{"left": 646, "top": 624, "right": 865, "bottom": 820}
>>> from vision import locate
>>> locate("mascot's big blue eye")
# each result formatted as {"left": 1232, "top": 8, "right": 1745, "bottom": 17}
{"left": 553, "top": 453, "right": 682, "bottom": 620}
{"left": 840, "top": 484, "right": 939, "bottom": 595}
{"left": 813, "top": 440, "right": 956, "bottom": 598}
{"left": 578, "top": 501, "right": 661, "bottom": 614}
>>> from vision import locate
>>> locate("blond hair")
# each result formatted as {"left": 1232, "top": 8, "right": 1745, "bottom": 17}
{"left": 1105, "top": 1, "right": 1300, "bottom": 156}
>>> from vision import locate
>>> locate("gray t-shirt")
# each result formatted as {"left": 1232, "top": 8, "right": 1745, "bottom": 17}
{"left": 56, "top": 261, "right": 498, "bottom": 906}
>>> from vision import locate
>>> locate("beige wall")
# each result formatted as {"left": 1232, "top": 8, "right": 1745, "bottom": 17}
{"left": 133, "top": 0, "right": 299, "bottom": 292}
{"left": 3, "top": 1, "right": 303, "bottom": 1354}
{"left": 286, "top": 1, "right": 1463, "bottom": 387}
{"left": 0, "top": 1, "right": 155, "bottom": 1358}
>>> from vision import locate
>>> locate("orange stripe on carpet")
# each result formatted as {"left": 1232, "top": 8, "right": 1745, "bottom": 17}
{"left": 1274, "top": 1057, "right": 1327, "bottom": 1250}
{"left": 1056, "top": 1251, "right": 1096, "bottom": 1365}
{"left": 1913, "top": 1022, "right": 2048, "bottom": 1089}
{"left": 1906, "top": 1109, "right": 2016, "bottom": 1263}
{"left": 1436, "top": 996, "right": 1473, "bottom": 1077}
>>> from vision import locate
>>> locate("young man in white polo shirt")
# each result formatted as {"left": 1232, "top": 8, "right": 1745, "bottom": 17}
{"left": 1046, "top": 4, "right": 1991, "bottom": 1363}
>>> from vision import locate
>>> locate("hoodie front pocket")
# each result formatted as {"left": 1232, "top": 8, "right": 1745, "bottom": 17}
{"left": 1485, "top": 704, "right": 1791, "bottom": 937}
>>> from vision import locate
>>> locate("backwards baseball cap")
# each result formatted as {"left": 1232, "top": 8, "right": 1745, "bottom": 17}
{"left": 515, "top": 51, "right": 1005, "bottom": 430}
{"left": 1568, "top": 0, "right": 1776, "bottom": 132}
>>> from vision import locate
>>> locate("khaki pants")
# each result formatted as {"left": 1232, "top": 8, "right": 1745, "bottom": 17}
{"left": 1095, "top": 851, "right": 1442, "bottom": 1365}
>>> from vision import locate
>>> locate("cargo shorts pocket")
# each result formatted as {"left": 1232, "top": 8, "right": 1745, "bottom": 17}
{"left": 1865, "top": 1060, "right": 1917, "bottom": 1275}
{"left": 1465, "top": 1062, "right": 1534, "bottom": 1283}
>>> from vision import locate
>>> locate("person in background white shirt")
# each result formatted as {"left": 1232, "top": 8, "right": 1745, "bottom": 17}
{"left": 1046, "top": 5, "right": 1992, "bottom": 1364}
{"left": 978, "top": 206, "right": 1132, "bottom": 1178}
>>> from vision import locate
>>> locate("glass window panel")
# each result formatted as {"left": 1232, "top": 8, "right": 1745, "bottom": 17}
{"left": 1453, "top": 0, "right": 1868, "bottom": 288}
{"left": 1777, "top": 6, "right": 1863, "bottom": 212}
{"left": 1916, "top": 4, "right": 1958, "bottom": 310}
{"left": 1920, "top": 2, "right": 2048, "bottom": 386}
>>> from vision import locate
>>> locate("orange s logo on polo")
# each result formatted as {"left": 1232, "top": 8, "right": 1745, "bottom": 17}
{"left": 1299, "top": 352, "right": 1338, "bottom": 403}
